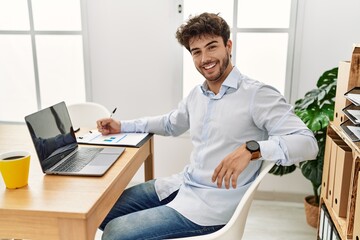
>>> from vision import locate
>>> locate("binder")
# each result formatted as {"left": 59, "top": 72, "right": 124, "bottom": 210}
{"left": 333, "top": 144, "right": 353, "bottom": 217}
{"left": 321, "top": 207, "right": 340, "bottom": 240}
{"left": 319, "top": 204, "right": 326, "bottom": 239}
{"left": 328, "top": 140, "right": 338, "bottom": 204}
{"left": 331, "top": 229, "right": 340, "bottom": 240}
{"left": 334, "top": 61, "right": 351, "bottom": 127}
{"left": 323, "top": 209, "right": 332, "bottom": 240}
{"left": 321, "top": 135, "right": 333, "bottom": 200}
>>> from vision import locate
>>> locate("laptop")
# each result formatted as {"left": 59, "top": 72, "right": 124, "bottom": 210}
{"left": 24, "top": 101, "right": 125, "bottom": 176}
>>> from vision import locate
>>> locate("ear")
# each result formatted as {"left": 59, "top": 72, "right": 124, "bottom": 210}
{"left": 226, "top": 39, "right": 232, "bottom": 54}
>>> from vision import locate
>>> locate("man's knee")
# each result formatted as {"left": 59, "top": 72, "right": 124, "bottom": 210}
{"left": 102, "top": 217, "right": 141, "bottom": 240}
{"left": 102, "top": 218, "right": 122, "bottom": 240}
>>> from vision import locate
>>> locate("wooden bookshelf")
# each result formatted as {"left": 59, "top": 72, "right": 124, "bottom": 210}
{"left": 319, "top": 46, "right": 360, "bottom": 240}
{"left": 321, "top": 123, "right": 360, "bottom": 239}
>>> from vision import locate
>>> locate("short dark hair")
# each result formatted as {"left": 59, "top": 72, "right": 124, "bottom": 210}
{"left": 175, "top": 12, "right": 230, "bottom": 52}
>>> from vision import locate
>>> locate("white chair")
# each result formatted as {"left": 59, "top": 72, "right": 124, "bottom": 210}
{"left": 169, "top": 161, "right": 275, "bottom": 240}
{"left": 67, "top": 102, "right": 110, "bottom": 130}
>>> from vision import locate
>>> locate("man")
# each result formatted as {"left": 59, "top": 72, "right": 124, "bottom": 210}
{"left": 97, "top": 12, "right": 318, "bottom": 240}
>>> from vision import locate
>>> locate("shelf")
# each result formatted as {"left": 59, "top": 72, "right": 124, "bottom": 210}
{"left": 343, "top": 104, "right": 360, "bottom": 125}
{"left": 344, "top": 87, "right": 360, "bottom": 106}
{"left": 323, "top": 199, "right": 347, "bottom": 239}
{"left": 326, "top": 122, "right": 360, "bottom": 240}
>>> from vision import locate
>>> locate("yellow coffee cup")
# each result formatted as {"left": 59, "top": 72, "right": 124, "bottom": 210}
{"left": 0, "top": 151, "right": 30, "bottom": 189}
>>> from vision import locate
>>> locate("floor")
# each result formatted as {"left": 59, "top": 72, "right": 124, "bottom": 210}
{"left": 242, "top": 200, "right": 317, "bottom": 240}
{"left": 94, "top": 199, "right": 317, "bottom": 240}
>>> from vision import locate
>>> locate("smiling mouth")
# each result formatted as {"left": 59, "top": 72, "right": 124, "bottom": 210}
{"left": 203, "top": 62, "right": 216, "bottom": 70}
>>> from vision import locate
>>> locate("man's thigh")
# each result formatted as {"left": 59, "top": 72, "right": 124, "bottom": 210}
{"left": 100, "top": 180, "right": 176, "bottom": 230}
{"left": 102, "top": 205, "right": 223, "bottom": 240}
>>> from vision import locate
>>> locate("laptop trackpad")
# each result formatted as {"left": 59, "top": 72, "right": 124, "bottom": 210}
{"left": 90, "top": 154, "right": 118, "bottom": 166}
{"left": 89, "top": 147, "right": 125, "bottom": 166}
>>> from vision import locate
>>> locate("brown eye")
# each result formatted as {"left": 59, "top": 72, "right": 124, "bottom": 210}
{"left": 209, "top": 45, "right": 217, "bottom": 51}
{"left": 192, "top": 51, "right": 200, "bottom": 56}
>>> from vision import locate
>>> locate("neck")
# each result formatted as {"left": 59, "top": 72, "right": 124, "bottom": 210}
{"left": 206, "top": 64, "right": 233, "bottom": 94}
{"left": 207, "top": 81, "right": 222, "bottom": 95}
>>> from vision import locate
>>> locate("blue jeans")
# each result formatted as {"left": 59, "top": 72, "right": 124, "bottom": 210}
{"left": 99, "top": 180, "right": 224, "bottom": 240}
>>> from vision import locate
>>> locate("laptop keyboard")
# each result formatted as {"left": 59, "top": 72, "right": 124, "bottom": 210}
{"left": 53, "top": 148, "right": 103, "bottom": 172}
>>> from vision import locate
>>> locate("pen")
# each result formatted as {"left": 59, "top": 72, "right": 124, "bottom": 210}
{"left": 110, "top": 107, "right": 117, "bottom": 118}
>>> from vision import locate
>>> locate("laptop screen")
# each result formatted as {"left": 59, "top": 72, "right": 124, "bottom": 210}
{"left": 25, "top": 101, "right": 77, "bottom": 171}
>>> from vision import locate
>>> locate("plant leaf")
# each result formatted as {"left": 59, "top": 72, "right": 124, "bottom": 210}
{"left": 299, "top": 159, "right": 323, "bottom": 190}
{"left": 317, "top": 68, "right": 338, "bottom": 88}
{"left": 295, "top": 107, "right": 330, "bottom": 132}
{"left": 269, "top": 164, "right": 297, "bottom": 176}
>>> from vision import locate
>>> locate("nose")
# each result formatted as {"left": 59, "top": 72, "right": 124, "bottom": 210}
{"left": 201, "top": 51, "right": 211, "bottom": 64}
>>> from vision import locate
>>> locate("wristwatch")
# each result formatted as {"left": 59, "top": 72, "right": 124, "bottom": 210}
{"left": 245, "top": 140, "right": 261, "bottom": 160}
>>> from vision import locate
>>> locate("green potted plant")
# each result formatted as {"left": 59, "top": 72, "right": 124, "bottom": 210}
{"left": 269, "top": 67, "right": 338, "bottom": 227}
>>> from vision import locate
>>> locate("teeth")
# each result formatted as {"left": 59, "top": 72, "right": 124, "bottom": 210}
{"left": 204, "top": 63, "right": 216, "bottom": 70}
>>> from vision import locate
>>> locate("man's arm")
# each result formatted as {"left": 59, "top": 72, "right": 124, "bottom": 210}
{"left": 212, "top": 85, "right": 318, "bottom": 189}
{"left": 99, "top": 97, "right": 191, "bottom": 136}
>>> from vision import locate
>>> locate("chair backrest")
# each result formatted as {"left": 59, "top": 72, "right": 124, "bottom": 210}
{"left": 67, "top": 102, "right": 110, "bottom": 130}
{"left": 170, "top": 161, "right": 275, "bottom": 240}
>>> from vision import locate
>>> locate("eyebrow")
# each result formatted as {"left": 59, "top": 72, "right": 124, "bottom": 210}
{"left": 190, "top": 40, "right": 219, "bottom": 54}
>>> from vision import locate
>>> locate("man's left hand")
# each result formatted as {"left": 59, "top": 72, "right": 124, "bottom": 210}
{"left": 212, "top": 144, "right": 252, "bottom": 189}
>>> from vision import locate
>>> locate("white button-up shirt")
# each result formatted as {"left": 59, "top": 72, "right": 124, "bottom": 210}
{"left": 121, "top": 67, "right": 318, "bottom": 226}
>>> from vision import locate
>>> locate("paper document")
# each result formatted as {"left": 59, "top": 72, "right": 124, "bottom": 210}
{"left": 345, "top": 93, "right": 360, "bottom": 106}
{"left": 77, "top": 131, "right": 150, "bottom": 147}
{"left": 347, "top": 126, "right": 360, "bottom": 140}
{"left": 346, "top": 109, "right": 360, "bottom": 123}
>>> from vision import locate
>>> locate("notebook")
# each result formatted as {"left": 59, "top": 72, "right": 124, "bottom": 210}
{"left": 24, "top": 101, "right": 125, "bottom": 176}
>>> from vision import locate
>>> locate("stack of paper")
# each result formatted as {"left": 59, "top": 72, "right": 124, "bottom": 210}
{"left": 77, "top": 131, "right": 150, "bottom": 147}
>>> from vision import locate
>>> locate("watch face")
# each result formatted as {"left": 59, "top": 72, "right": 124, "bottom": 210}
{"left": 246, "top": 140, "right": 259, "bottom": 152}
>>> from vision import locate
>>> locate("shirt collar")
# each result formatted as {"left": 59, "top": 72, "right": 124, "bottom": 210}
{"left": 200, "top": 67, "right": 239, "bottom": 98}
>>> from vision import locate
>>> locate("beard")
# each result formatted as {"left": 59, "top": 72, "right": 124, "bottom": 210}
{"left": 197, "top": 52, "right": 231, "bottom": 82}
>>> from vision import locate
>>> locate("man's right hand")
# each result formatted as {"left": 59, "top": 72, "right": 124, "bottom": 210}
{"left": 96, "top": 118, "right": 121, "bottom": 135}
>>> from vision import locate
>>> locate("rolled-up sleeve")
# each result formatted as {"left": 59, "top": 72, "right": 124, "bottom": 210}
{"left": 252, "top": 85, "right": 319, "bottom": 165}
{"left": 121, "top": 97, "right": 190, "bottom": 137}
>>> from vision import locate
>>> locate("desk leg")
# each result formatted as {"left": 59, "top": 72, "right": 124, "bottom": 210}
{"left": 144, "top": 137, "right": 154, "bottom": 181}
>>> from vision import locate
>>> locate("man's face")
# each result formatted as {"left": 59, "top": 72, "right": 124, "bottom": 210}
{"left": 189, "top": 35, "right": 232, "bottom": 83}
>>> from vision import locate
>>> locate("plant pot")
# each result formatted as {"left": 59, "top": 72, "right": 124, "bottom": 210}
{"left": 304, "top": 195, "right": 319, "bottom": 228}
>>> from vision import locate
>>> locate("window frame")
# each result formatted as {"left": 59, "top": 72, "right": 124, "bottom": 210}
{"left": 0, "top": 0, "right": 90, "bottom": 123}
{"left": 182, "top": 0, "right": 300, "bottom": 103}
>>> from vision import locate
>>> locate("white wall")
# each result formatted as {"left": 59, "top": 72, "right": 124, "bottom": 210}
{"left": 85, "top": 0, "right": 183, "bottom": 119}
{"left": 85, "top": 0, "right": 360, "bottom": 196}
{"left": 85, "top": 0, "right": 186, "bottom": 182}
{"left": 294, "top": 0, "right": 360, "bottom": 101}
